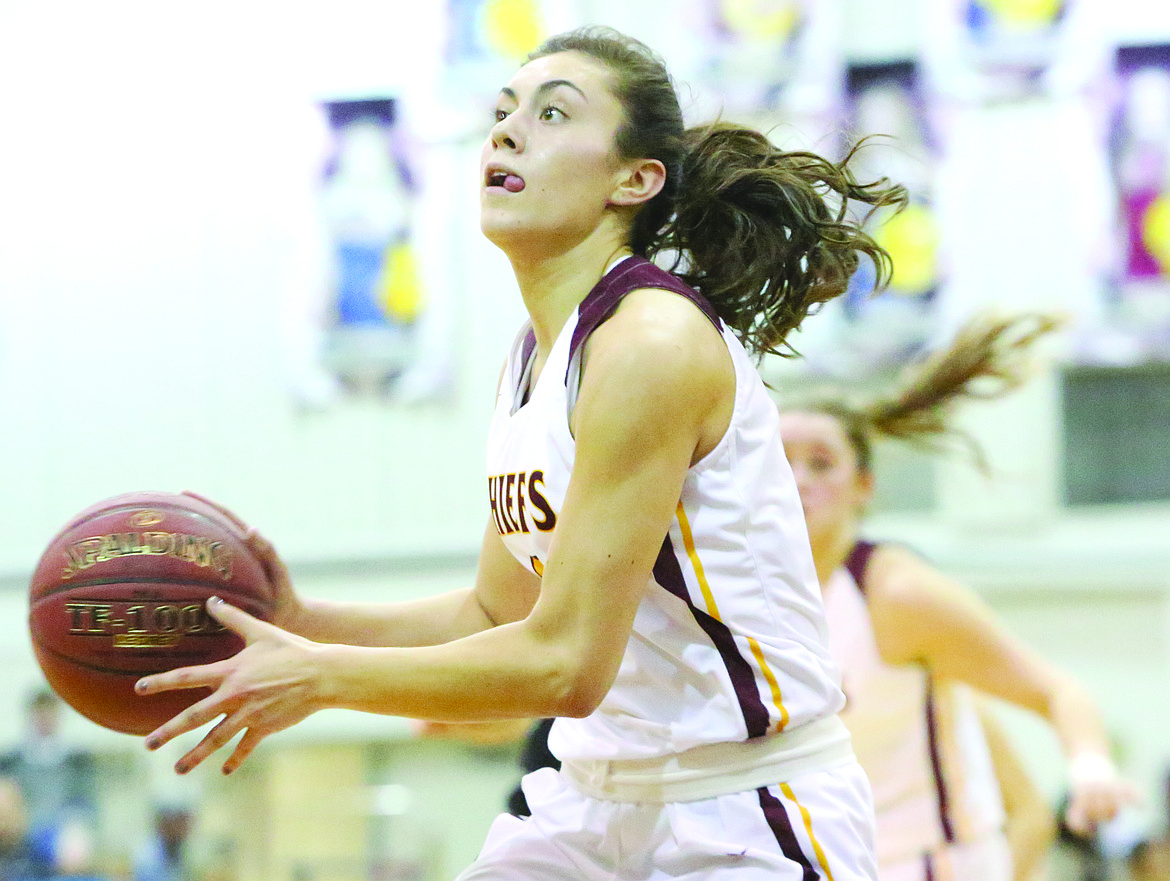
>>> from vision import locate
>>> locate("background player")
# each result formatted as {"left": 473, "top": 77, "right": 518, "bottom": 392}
{"left": 776, "top": 313, "right": 1138, "bottom": 881}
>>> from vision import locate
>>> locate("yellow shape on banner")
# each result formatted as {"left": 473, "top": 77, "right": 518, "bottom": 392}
{"left": 875, "top": 203, "right": 939, "bottom": 296}
{"left": 1142, "top": 191, "right": 1170, "bottom": 275}
{"left": 979, "top": 0, "right": 1063, "bottom": 27}
{"left": 483, "top": 0, "right": 544, "bottom": 60}
{"left": 378, "top": 242, "right": 425, "bottom": 324}
{"left": 720, "top": 0, "right": 800, "bottom": 40}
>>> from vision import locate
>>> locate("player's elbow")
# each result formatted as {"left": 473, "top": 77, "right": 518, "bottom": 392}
{"left": 541, "top": 651, "right": 614, "bottom": 718}
{"left": 553, "top": 676, "right": 606, "bottom": 718}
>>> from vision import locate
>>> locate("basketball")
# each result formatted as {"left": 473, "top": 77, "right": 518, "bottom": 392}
{"left": 28, "top": 491, "right": 275, "bottom": 736}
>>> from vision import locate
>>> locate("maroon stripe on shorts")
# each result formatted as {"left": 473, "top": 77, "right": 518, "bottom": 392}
{"left": 758, "top": 786, "right": 820, "bottom": 881}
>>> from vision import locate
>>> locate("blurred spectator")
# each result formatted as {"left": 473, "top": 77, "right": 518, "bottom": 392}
{"left": 0, "top": 689, "right": 104, "bottom": 881}
{"left": 2, "top": 772, "right": 109, "bottom": 880}
{"left": 1125, "top": 766, "right": 1170, "bottom": 881}
{"left": 0, "top": 689, "right": 97, "bottom": 840}
{"left": 0, "top": 775, "right": 47, "bottom": 881}
{"left": 1128, "top": 838, "right": 1170, "bottom": 880}
{"left": 31, "top": 816, "right": 106, "bottom": 880}
{"left": 133, "top": 802, "right": 193, "bottom": 881}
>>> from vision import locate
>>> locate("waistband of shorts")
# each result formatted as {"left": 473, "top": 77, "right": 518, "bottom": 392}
{"left": 560, "top": 714, "right": 855, "bottom": 803}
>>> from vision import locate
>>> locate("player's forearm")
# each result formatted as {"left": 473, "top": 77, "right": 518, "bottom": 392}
{"left": 288, "top": 587, "right": 492, "bottom": 648}
{"left": 314, "top": 619, "right": 593, "bottom": 722}
{"left": 1045, "top": 673, "right": 1112, "bottom": 762}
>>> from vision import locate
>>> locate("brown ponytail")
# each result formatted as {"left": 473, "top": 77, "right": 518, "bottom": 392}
{"left": 527, "top": 27, "right": 908, "bottom": 358}
{"left": 792, "top": 313, "right": 1065, "bottom": 474}
{"left": 659, "top": 126, "right": 907, "bottom": 357}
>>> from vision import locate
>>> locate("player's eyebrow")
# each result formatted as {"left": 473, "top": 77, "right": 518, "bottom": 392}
{"left": 498, "top": 79, "right": 590, "bottom": 104}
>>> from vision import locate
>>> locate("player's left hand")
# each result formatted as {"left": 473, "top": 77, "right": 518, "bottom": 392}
{"left": 1063, "top": 752, "right": 1141, "bottom": 836}
{"left": 136, "top": 597, "right": 324, "bottom": 775}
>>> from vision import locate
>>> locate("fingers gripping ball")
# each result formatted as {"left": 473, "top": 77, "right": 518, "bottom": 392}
{"left": 28, "top": 492, "right": 275, "bottom": 736}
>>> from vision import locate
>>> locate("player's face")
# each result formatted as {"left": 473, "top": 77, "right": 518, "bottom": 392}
{"left": 778, "top": 411, "right": 873, "bottom": 543}
{"left": 480, "top": 51, "right": 629, "bottom": 256}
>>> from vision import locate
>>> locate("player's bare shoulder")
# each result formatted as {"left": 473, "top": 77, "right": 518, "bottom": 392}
{"left": 585, "top": 287, "right": 734, "bottom": 456}
{"left": 865, "top": 542, "right": 986, "bottom": 665}
{"left": 590, "top": 287, "right": 731, "bottom": 387}
{"left": 864, "top": 543, "right": 936, "bottom": 605}
{"left": 864, "top": 543, "right": 941, "bottom": 661}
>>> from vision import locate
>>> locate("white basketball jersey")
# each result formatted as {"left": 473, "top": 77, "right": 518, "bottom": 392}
{"left": 822, "top": 542, "right": 1006, "bottom": 867}
{"left": 485, "top": 257, "right": 845, "bottom": 763}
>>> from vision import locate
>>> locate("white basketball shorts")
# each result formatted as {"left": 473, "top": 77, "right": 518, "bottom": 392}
{"left": 454, "top": 758, "right": 878, "bottom": 881}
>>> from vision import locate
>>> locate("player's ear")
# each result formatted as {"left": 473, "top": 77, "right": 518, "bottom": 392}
{"left": 609, "top": 158, "right": 665, "bottom": 207}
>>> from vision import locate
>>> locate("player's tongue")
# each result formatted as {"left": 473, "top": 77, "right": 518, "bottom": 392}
{"left": 504, "top": 174, "right": 525, "bottom": 193}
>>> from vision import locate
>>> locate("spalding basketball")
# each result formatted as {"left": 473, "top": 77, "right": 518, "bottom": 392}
{"left": 28, "top": 491, "right": 275, "bottom": 736}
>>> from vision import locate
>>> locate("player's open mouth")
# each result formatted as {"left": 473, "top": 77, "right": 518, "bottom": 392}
{"left": 486, "top": 166, "right": 526, "bottom": 193}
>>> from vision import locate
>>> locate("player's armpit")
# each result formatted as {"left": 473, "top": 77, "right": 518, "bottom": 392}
{"left": 471, "top": 517, "right": 543, "bottom": 628}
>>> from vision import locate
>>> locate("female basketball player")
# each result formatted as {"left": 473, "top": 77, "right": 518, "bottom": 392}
{"left": 138, "top": 26, "right": 907, "bottom": 880}
{"left": 775, "top": 314, "right": 1137, "bottom": 881}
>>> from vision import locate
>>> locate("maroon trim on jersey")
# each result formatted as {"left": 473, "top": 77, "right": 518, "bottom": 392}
{"left": 925, "top": 678, "right": 957, "bottom": 843}
{"left": 567, "top": 257, "right": 723, "bottom": 383}
{"left": 758, "top": 787, "right": 821, "bottom": 881}
{"left": 924, "top": 853, "right": 936, "bottom": 881}
{"left": 652, "top": 535, "right": 772, "bottom": 739}
{"left": 860, "top": 535, "right": 955, "bottom": 845}
{"left": 844, "top": 540, "right": 877, "bottom": 597}
{"left": 521, "top": 327, "right": 536, "bottom": 368}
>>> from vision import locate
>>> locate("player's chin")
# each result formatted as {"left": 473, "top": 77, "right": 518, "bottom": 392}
{"left": 479, "top": 215, "right": 532, "bottom": 250}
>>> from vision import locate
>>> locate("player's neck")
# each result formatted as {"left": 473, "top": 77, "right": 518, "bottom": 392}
{"left": 510, "top": 235, "right": 632, "bottom": 355}
{"left": 810, "top": 521, "right": 862, "bottom": 587}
